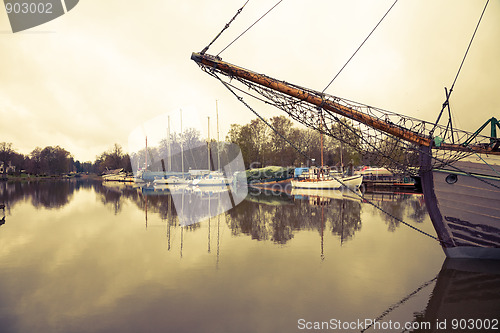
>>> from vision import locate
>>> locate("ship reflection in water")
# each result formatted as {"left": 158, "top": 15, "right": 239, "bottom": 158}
{"left": 0, "top": 180, "right": 497, "bottom": 333}
{"left": 412, "top": 259, "right": 500, "bottom": 332}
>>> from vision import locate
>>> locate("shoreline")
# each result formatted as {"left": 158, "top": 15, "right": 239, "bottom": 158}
{"left": 0, "top": 174, "right": 102, "bottom": 182}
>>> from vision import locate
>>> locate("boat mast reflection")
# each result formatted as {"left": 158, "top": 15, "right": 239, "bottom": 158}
{"left": 5, "top": 180, "right": 428, "bottom": 262}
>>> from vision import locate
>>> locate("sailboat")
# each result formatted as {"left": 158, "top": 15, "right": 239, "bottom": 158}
{"left": 290, "top": 168, "right": 362, "bottom": 190}
{"left": 191, "top": 3, "right": 500, "bottom": 259}
{"left": 153, "top": 110, "right": 191, "bottom": 189}
{"left": 191, "top": 102, "right": 232, "bottom": 187}
{"left": 290, "top": 131, "right": 362, "bottom": 189}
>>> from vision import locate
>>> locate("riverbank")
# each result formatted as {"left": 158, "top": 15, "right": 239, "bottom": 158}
{"left": 0, "top": 173, "right": 102, "bottom": 182}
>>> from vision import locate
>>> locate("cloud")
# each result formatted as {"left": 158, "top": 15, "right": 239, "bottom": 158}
{"left": 1, "top": 0, "right": 499, "bottom": 161}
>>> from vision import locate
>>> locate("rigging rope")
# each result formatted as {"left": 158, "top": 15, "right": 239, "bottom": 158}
{"left": 360, "top": 275, "right": 438, "bottom": 333}
{"left": 208, "top": 69, "right": 442, "bottom": 245}
{"left": 212, "top": 73, "right": 311, "bottom": 162}
{"left": 194, "top": 0, "right": 497, "bottom": 244}
{"left": 430, "top": 0, "right": 490, "bottom": 136}
{"left": 471, "top": 151, "right": 500, "bottom": 178}
{"left": 200, "top": 0, "right": 250, "bottom": 55}
{"left": 426, "top": 146, "right": 500, "bottom": 191}
{"left": 450, "top": 0, "right": 490, "bottom": 93}
{"left": 217, "top": 0, "right": 285, "bottom": 56}
{"left": 322, "top": 0, "right": 399, "bottom": 93}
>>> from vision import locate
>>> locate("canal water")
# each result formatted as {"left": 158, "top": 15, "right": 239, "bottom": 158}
{"left": 0, "top": 180, "right": 498, "bottom": 332}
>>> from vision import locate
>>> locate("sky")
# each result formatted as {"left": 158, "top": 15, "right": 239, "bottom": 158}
{"left": 1, "top": 0, "right": 499, "bottom": 162}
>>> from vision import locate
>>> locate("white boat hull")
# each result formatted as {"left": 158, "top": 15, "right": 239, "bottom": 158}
{"left": 291, "top": 174, "right": 362, "bottom": 189}
{"left": 153, "top": 177, "right": 190, "bottom": 190}
{"left": 192, "top": 177, "right": 231, "bottom": 186}
{"left": 291, "top": 178, "right": 341, "bottom": 189}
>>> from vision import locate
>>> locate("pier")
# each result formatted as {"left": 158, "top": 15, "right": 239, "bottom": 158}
{"left": 362, "top": 179, "right": 419, "bottom": 192}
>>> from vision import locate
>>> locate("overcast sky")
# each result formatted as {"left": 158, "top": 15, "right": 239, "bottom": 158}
{"left": 1, "top": 0, "right": 499, "bottom": 162}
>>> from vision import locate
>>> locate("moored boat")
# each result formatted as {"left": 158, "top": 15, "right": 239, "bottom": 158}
{"left": 102, "top": 168, "right": 131, "bottom": 182}
{"left": 191, "top": 171, "right": 231, "bottom": 187}
{"left": 291, "top": 175, "right": 362, "bottom": 190}
{"left": 291, "top": 166, "right": 363, "bottom": 190}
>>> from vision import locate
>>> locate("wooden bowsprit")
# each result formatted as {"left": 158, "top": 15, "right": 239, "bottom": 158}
{"left": 191, "top": 52, "right": 500, "bottom": 176}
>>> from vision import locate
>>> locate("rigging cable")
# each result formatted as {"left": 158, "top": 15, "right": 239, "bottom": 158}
{"left": 212, "top": 74, "right": 310, "bottom": 162}
{"left": 469, "top": 149, "right": 500, "bottom": 179}
{"left": 450, "top": 0, "right": 490, "bottom": 93}
{"left": 360, "top": 275, "right": 438, "bottom": 333}
{"left": 194, "top": 0, "right": 497, "bottom": 246}
{"left": 322, "top": 0, "right": 399, "bottom": 93}
{"left": 430, "top": 0, "right": 490, "bottom": 135}
{"left": 217, "top": 0, "right": 285, "bottom": 57}
{"left": 208, "top": 70, "right": 443, "bottom": 245}
{"left": 209, "top": 69, "right": 421, "bottom": 177}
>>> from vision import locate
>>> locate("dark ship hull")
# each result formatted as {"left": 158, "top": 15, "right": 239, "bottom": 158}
{"left": 421, "top": 147, "right": 500, "bottom": 259}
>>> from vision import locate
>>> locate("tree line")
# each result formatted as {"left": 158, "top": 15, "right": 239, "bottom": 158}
{"left": 1, "top": 114, "right": 409, "bottom": 177}
{"left": 0, "top": 142, "right": 132, "bottom": 176}
{"left": 226, "top": 115, "right": 363, "bottom": 169}
{"left": 130, "top": 127, "right": 249, "bottom": 173}
{"left": 128, "top": 115, "right": 363, "bottom": 173}
{"left": 226, "top": 115, "right": 417, "bottom": 170}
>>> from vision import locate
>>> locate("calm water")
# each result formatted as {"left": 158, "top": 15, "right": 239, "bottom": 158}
{"left": 0, "top": 180, "right": 498, "bottom": 333}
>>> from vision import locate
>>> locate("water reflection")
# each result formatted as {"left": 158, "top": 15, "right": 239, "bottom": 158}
{"left": 360, "top": 258, "right": 500, "bottom": 333}
{"left": 0, "top": 180, "right": 430, "bottom": 245}
{"left": 0, "top": 201, "right": 4, "bottom": 226}
{"left": 3, "top": 180, "right": 489, "bottom": 333}
{"left": 227, "top": 188, "right": 363, "bottom": 245}
{"left": 0, "top": 179, "right": 95, "bottom": 210}
{"left": 98, "top": 181, "right": 143, "bottom": 214}
{"left": 362, "top": 192, "right": 427, "bottom": 231}
{"left": 410, "top": 259, "right": 500, "bottom": 332}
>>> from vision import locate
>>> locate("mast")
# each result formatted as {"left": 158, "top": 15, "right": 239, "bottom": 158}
{"left": 340, "top": 142, "right": 344, "bottom": 175}
{"left": 145, "top": 136, "right": 148, "bottom": 171}
{"left": 191, "top": 52, "right": 500, "bottom": 156}
{"left": 167, "top": 115, "right": 171, "bottom": 172}
{"left": 207, "top": 116, "right": 211, "bottom": 171}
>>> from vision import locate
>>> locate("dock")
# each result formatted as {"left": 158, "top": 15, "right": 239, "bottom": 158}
{"left": 362, "top": 178, "right": 419, "bottom": 192}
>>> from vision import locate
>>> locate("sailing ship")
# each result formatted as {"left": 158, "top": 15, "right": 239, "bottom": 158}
{"left": 191, "top": 3, "right": 500, "bottom": 259}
